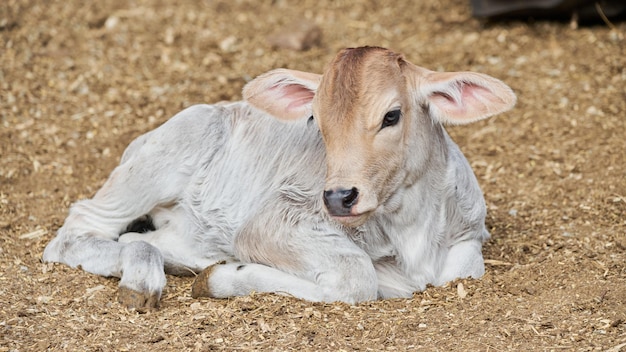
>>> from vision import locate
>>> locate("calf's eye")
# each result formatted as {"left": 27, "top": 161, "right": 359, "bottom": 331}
{"left": 381, "top": 109, "right": 401, "bottom": 129}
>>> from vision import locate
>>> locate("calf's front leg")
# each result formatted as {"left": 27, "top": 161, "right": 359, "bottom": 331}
{"left": 191, "top": 233, "right": 379, "bottom": 304}
{"left": 437, "top": 237, "right": 486, "bottom": 286}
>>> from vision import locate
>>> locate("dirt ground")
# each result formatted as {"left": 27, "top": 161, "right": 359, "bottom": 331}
{"left": 1, "top": 0, "right": 625, "bottom": 351}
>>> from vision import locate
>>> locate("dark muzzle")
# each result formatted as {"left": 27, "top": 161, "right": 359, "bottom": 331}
{"left": 323, "top": 187, "right": 359, "bottom": 217}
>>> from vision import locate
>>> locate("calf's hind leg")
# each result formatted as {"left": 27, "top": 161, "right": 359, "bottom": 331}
{"left": 43, "top": 191, "right": 168, "bottom": 309}
{"left": 44, "top": 142, "right": 189, "bottom": 309}
{"left": 43, "top": 104, "right": 228, "bottom": 309}
{"left": 42, "top": 160, "right": 175, "bottom": 308}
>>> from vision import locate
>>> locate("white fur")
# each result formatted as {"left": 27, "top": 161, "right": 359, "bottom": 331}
{"left": 43, "top": 48, "right": 515, "bottom": 307}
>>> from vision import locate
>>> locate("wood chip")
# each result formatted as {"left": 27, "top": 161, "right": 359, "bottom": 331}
{"left": 457, "top": 283, "right": 467, "bottom": 299}
{"left": 19, "top": 228, "right": 47, "bottom": 239}
{"left": 484, "top": 259, "right": 513, "bottom": 266}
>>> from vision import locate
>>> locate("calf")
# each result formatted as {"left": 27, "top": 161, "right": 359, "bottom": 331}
{"left": 43, "top": 46, "right": 516, "bottom": 309}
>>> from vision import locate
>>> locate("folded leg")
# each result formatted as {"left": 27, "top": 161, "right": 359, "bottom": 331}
{"left": 437, "top": 238, "right": 485, "bottom": 286}
{"left": 192, "top": 228, "right": 379, "bottom": 304}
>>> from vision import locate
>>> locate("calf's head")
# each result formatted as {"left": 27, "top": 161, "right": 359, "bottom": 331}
{"left": 244, "top": 47, "right": 516, "bottom": 227}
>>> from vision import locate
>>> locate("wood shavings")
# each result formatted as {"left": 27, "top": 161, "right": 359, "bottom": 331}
{"left": 1, "top": 0, "right": 625, "bottom": 351}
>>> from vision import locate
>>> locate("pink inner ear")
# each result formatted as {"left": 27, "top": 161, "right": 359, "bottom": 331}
{"left": 460, "top": 83, "right": 492, "bottom": 102}
{"left": 429, "top": 82, "right": 494, "bottom": 122}
{"left": 269, "top": 84, "right": 315, "bottom": 111}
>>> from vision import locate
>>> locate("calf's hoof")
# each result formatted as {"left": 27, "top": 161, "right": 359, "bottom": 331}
{"left": 191, "top": 261, "right": 225, "bottom": 298}
{"left": 118, "top": 286, "right": 160, "bottom": 311}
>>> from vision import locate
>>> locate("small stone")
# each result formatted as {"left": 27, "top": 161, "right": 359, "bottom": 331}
{"left": 219, "top": 36, "right": 237, "bottom": 52}
{"left": 164, "top": 28, "right": 175, "bottom": 45}
{"left": 267, "top": 20, "right": 322, "bottom": 51}
{"left": 463, "top": 32, "right": 479, "bottom": 45}
{"left": 104, "top": 16, "right": 119, "bottom": 30}
{"left": 586, "top": 106, "right": 604, "bottom": 116}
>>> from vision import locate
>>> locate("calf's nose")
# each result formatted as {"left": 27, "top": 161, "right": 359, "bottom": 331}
{"left": 323, "top": 187, "right": 359, "bottom": 216}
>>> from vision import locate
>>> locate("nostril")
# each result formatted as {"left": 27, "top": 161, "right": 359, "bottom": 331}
{"left": 323, "top": 187, "right": 360, "bottom": 216}
{"left": 323, "top": 190, "right": 334, "bottom": 208}
{"left": 342, "top": 187, "right": 359, "bottom": 208}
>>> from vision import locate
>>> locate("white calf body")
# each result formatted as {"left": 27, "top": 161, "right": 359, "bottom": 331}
{"left": 43, "top": 47, "right": 515, "bottom": 308}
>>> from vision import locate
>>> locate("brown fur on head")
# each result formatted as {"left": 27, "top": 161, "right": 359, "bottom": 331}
{"left": 313, "top": 47, "right": 413, "bottom": 226}
{"left": 315, "top": 47, "right": 406, "bottom": 124}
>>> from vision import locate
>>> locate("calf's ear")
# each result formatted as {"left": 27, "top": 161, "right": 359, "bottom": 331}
{"left": 243, "top": 69, "right": 321, "bottom": 121}
{"left": 417, "top": 70, "right": 516, "bottom": 125}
